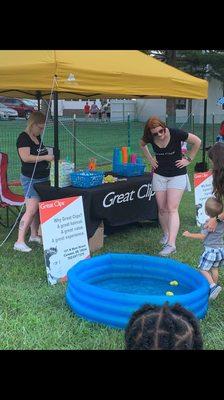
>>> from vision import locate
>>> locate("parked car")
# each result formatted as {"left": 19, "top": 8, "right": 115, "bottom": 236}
{"left": 0, "top": 102, "right": 18, "bottom": 120}
{"left": 0, "top": 97, "right": 37, "bottom": 119}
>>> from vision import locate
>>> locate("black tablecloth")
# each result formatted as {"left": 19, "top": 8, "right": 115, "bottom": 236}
{"left": 34, "top": 173, "right": 158, "bottom": 238}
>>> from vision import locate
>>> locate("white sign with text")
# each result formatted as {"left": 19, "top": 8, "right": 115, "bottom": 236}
{"left": 39, "top": 196, "right": 90, "bottom": 285}
{"left": 194, "top": 171, "right": 213, "bottom": 227}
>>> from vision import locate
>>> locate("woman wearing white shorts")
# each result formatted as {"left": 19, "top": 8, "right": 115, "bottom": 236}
{"left": 140, "top": 116, "right": 201, "bottom": 256}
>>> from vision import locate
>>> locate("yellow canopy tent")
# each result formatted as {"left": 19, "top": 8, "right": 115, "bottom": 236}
{"left": 0, "top": 50, "right": 209, "bottom": 184}
{"left": 0, "top": 50, "right": 208, "bottom": 99}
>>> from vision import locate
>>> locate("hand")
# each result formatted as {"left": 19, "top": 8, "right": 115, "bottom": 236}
{"left": 149, "top": 158, "right": 158, "bottom": 169}
{"left": 175, "top": 158, "right": 190, "bottom": 168}
{"left": 204, "top": 217, "right": 217, "bottom": 232}
{"left": 45, "top": 155, "right": 54, "bottom": 162}
{"left": 183, "top": 230, "right": 191, "bottom": 237}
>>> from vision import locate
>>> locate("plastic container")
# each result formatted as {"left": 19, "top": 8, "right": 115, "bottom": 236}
{"left": 130, "top": 153, "right": 137, "bottom": 163}
{"left": 88, "top": 158, "right": 97, "bottom": 171}
{"left": 112, "top": 163, "right": 145, "bottom": 177}
{"left": 121, "top": 147, "right": 128, "bottom": 163}
{"left": 70, "top": 170, "right": 104, "bottom": 188}
{"left": 136, "top": 156, "right": 143, "bottom": 164}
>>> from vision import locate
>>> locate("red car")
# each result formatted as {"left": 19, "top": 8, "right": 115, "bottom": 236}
{"left": 0, "top": 97, "right": 37, "bottom": 119}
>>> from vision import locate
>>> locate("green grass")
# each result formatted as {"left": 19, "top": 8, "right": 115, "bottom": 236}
{"left": 0, "top": 123, "right": 224, "bottom": 350}
{"left": 0, "top": 119, "right": 220, "bottom": 181}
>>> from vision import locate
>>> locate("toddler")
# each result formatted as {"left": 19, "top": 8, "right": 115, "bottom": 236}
{"left": 183, "top": 196, "right": 224, "bottom": 300}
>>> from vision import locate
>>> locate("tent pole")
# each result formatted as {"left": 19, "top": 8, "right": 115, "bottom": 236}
{"left": 53, "top": 91, "right": 59, "bottom": 188}
{"left": 202, "top": 99, "right": 207, "bottom": 171}
{"left": 36, "top": 91, "right": 41, "bottom": 111}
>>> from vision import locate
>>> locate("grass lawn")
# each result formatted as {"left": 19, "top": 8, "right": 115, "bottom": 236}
{"left": 0, "top": 118, "right": 220, "bottom": 181}
{"left": 0, "top": 126, "right": 223, "bottom": 349}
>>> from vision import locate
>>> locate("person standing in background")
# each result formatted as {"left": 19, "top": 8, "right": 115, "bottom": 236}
{"left": 14, "top": 111, "right": 54, "bottom": 252}
{"left": 83, "top": 101, "right": 90, "bottom": 119}
{"left": 140, "top": 116, "right": 201, "bottom": 256}
{"left": 204, "top": 142, "right": 224, "bottom": 231}
{"left": 90, "top": 101, "right": 99, "bottom": 120}
{"left": 106, "top": 102, "right": 111, "bottom": 122}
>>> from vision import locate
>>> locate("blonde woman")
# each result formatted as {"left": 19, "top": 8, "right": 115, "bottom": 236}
{"left": 140, "top": 116, "right": 201, "bottom": 256}
{"left": 14, "top": 111, "right": 54, "bottom": 252}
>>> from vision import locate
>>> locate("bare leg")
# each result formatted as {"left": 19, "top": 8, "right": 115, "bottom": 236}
{"left": 16, "top": 198, "right": 39, "bottom": 244}
{"left": 211, "top": 268, "right": 219, "bottom": 284}
{"left": 155, "top": 191, "right": 169, "bottom": 236}
{"left": 166, "top": 188, "right": 184, "bottom": 247}
{"left": 200, "top": 270, "right": 215, "bottom": 285}
{"left": 38, "top": 224, "right": 42, "bottom": 237}
{"left": 30, "top": 211, "right": 40, "bottom": 237}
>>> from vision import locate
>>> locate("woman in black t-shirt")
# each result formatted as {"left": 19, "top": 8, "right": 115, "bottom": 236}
{"left": 14, "top": 111, "right": 54, "bottom": 253}
{"left": 140, "top": 116, "right": 201, "bottom": 256}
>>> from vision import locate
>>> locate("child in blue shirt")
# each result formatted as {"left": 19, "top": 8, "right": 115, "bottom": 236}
{"left": 183, "top": 197, "right": 224, "bottom": 300}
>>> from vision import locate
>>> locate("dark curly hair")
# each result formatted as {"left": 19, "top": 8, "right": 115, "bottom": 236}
{"left": 125, "top": 303, "right": 203, "bottom": 350}
{"left": 208, "top": 142, "right": 224, "bottom": 201}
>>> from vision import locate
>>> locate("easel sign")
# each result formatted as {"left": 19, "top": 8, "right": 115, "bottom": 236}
{"left": 39, "top": 196, "right": 90, "bottom": 285}
{"left": 194, "top": 171, "right": 213, "bottom": 227}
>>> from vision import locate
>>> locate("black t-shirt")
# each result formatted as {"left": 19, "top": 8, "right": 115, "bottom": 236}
{"left": 142, "top": 128, "right": 189, "bottom": 177}
{"left": 16, "top": 132, "right": 50, "bottom": 179}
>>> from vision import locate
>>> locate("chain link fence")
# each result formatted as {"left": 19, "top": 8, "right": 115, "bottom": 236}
{"left": 0, "top": 115, "right": 222, "bottom": 181}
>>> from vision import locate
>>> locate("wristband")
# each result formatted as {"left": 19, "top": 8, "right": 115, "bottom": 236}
{"left": 184, "top": 155, "right": 192, "bottom": 162}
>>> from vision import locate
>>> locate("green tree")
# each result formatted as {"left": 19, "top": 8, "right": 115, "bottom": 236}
{"left": 142, "top": 50, "right": 224, "bottom": 123}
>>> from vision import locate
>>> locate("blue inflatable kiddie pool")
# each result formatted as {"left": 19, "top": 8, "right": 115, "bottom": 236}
{"left": 66, "top": 253, "right": 209, "bottom": 329}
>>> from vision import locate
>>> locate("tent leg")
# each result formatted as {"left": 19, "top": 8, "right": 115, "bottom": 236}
{"left": 202, "top": 99, "right": 207, "bottom": 171}
{"left": 53, "top": 91, "right": 60, "bottom": 188}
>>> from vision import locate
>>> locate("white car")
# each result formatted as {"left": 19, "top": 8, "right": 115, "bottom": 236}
{"left": 0, "top": 102, "right": 18, "bottom": 120}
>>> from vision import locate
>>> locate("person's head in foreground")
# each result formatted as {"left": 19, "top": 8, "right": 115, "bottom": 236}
{"left": 125, "top": 302, "right": 203, "bottom": 350}
{"left": 205, "top": 196, "right": 223, "bottom": 219}
{"left": 208, "top": 142, "right": 224, "bottom": 200}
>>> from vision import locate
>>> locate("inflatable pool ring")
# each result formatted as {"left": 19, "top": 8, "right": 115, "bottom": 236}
{"left": 66, "top": 253, "right": 209, "bottom": 329}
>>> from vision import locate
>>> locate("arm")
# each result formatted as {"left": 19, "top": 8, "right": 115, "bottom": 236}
{"left": 183, "top": 230, "right": 206, "bottom": 240}
{"left": 186, "top": 133, "right": 201, "bottom": 161}
{"left": 139, "top": 139, "right": 158, "bottom": 169}
{"left": 204, "top": 212, "right": 224, "bottom": 231}
{"left": 18, "top": 147, "right": 54, "bottom": 163}
{"left": 176, "top": 133, "right": 201, "bottom": 168}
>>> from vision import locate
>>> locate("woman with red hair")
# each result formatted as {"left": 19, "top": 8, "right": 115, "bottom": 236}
{"left": 140, "top": 116, "right": 201, "bottom": 256}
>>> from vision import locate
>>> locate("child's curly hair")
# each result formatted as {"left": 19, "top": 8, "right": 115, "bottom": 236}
{"left": 125, "top": 303, "right": 203, "bottom": 350}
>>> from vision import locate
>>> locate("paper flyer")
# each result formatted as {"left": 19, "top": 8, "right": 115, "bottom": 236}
{"left": 194, "top": 171, "right": 213, "bottom": 227}
{"left": 39, "top": 196, "right": 90, "bottom": 284}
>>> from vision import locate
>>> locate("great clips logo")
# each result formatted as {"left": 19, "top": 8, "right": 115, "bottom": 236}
{"left": 103, "top": 183, "right": 155, "bottom": 208}
{"left": 40, "top": 200, "right": 66, "bottom": 210}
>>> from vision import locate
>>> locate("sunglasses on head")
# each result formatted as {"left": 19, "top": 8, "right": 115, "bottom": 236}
{"left": 151, "top": 128, "right": 165, "bottom": 137}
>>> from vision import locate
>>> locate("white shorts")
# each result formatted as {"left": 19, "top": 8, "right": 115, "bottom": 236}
{"left": 152, "top": 173, "right": 191, "bottom": 192}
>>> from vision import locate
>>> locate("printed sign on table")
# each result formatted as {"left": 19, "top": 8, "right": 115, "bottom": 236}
{"left": 39, "top": 196, "right": 90, "bottom": 285}
{"left": 194, "top": 171, "right": 213, "bottom": 227}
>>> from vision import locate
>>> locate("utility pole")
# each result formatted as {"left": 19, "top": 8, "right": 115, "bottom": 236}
{"left": 165, "top": 50, "right": 177, "bottom": 126}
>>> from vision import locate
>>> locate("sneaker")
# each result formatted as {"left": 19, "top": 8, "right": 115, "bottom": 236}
{"left": 159, "top": 233, "right": 169, "bottom": 245}
{"left": 13, "top": 242, "right": 32, "bottom": 252}
{"left": 209, "top": 284, "right": 222, "bottom": 300}
{"left": 159, "top": 244, "right": 176, "bottom": 257}
{"left": 29, "top": 236, "right": 42, "bottom": 244}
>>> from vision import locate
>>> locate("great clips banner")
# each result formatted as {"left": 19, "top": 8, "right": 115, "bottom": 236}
{"left": 194, "top": 171, "right": 213, "bottom": 227}
{"left": 39, "top": 196, "right": 90, "bottom": 285}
